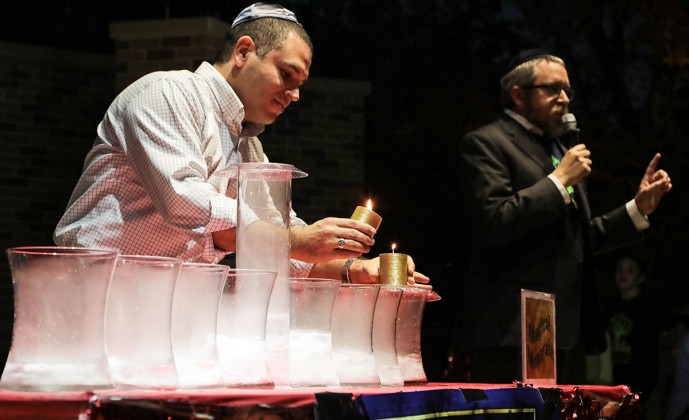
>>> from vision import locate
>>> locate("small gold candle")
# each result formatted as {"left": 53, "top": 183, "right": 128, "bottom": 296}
{"left": 380, "top": 243, "right": 408, "bottom": 286}
{"left": 351, "top": 199, "right": 382, "bottom": 231}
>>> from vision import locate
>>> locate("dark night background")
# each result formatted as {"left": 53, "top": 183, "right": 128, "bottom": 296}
{"left": 2, "top": 0, "right": 688, "bottom": 381}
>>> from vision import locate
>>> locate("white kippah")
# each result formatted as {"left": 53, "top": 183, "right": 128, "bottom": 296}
{"left": 232, "top": 3, "right": 301, "bottom": 28}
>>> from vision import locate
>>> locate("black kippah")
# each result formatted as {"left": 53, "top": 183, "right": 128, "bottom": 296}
{"left": 505, "top": 48, "right": 550, "bottom": 75}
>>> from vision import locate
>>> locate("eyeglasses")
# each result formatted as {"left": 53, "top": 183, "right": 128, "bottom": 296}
{"left": 522, "top": 83, "right": 574, "bottom": 100}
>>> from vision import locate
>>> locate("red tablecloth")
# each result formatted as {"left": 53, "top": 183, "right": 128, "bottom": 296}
{"left": 0, "top": 382, "right": 633, "bottom": 420}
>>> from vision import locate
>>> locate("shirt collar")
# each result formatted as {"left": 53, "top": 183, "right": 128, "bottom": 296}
{"left": 240, "top": 122, "right": 265, "bottom": 137}
{"left": 195, "top": 62, "right": 266, "bottom": 139}
{"left": 504, "top": 109, "right": 543, "bottom": 136}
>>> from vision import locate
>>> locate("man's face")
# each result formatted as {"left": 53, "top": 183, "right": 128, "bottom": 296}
{"left": 520, "top": 60, "right": 571, "bottom": 137}
{"left": 238, "top": 31, "right": 311, "bottom": 125}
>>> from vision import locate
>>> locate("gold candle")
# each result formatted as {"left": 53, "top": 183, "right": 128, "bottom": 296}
{"left": 380, "top": 244, "right": 408, "bottom": 286}
{"left": 351, "top": 199, "right": 382, "bottom": 231}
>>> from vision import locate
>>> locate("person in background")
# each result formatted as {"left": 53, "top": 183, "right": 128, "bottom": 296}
{"left": 448, "top": 49, "right": 672, "bottom": 383}
{"left": 666, "top": 306, "right": 689, "bottom": 420}
{"left": 53, "top": 2, "right": 429, "bottom": 286}
{"left": 602, "top": 255, "right": 678, "bottom": 401}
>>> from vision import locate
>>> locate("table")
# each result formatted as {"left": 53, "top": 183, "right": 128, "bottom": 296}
{"left": 0, "top": 382, "right": 638, "bottom": 419}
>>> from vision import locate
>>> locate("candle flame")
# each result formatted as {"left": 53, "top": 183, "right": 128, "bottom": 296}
{"left": 366, "top": 199, "right": 373, "bottom": 211}
{"left": 391, "top": 243, "right": 397, "bottom": 253}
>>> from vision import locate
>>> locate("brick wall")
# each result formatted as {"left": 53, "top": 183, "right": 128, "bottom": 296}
{"left": 0, "top": 41, "right": 116, "bottom": 368}
{"left": 0, "top": 18, "right": 370, "bottom": 369}
{"left": 110, "top": 17, "right": 228, "bottom": 93}
{"left": 262, "top": 77, "right": 370, "bottom": 223}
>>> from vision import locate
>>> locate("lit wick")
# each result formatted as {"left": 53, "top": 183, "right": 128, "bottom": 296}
{"left": 351, "top": 199, "right": 382, "bottom": 231}
{"left": 380, "top": 243, "right": 407, "bottom": 286}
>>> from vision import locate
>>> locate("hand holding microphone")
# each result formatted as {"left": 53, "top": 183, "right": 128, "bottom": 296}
{"left": 552, "top": 113, "right": 591, "bottom": 188}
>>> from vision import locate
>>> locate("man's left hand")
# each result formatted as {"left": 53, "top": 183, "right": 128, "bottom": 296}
{"left": 635, "top": 153, "right": 672, "bottom": 216}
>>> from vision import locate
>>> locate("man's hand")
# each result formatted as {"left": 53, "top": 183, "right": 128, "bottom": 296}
{"left": 552, "top": 144, "right": 592, "bottom": 188}
{"left": 405, "top": 255, "right": 430, "bottom": 286}
{"left": 634, "top": 153, "right": 672, "bottom": 216}
{"left": 348, "top": 256, "right": 430, "bottom": 286}
{"left": 348, "top": 258, "right": 380, "bottom": 284}
{"left": 290, "top": 217, "right": 376, "bottom": 263}
{"left": 213, "top": 227, "right": 236, "bottom": 252}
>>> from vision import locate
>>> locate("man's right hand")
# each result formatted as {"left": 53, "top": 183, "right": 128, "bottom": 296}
{"left": 552, "top": 143, "right": 592, "bottom": 188}
{"left": 212, "top": 228, "right": 236, "bottom": 253}
{"left": 290, "top": 217, "right": 376, "bottom": 263}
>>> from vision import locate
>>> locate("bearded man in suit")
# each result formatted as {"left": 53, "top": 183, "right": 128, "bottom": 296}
{"left": 452, "top": 49, "right": 672, "bottom": 383}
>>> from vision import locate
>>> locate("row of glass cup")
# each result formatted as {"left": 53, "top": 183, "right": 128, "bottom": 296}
{"left": 290, "top": 278, "right": 430, "bottom": 387}
{"left": 0, "top": 246, "right": 429, "bottom": 391}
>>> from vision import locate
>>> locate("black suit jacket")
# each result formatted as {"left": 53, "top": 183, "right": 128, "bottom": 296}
{"left": 455, "top": 113, "right": 642, "bottom": 352}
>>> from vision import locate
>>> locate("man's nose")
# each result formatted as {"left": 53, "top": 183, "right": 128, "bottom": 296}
{"left": 286, "top": 87, "right": 299, "bottom": 102}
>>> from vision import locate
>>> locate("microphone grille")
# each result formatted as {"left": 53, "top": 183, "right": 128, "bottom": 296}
{"left": 562, "top": 113, "right": 578, "bottom": 131}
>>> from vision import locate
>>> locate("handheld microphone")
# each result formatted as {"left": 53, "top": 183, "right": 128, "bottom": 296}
{"left": 561, "top": 113, "right": 580, "bottom": 147}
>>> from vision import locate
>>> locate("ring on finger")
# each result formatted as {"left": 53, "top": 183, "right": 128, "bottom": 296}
{"left": 337, "top": 238, "right": 346, "bottom": 249}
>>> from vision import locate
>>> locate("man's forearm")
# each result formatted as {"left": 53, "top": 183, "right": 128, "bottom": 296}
{"left": 308, "top": 259, "right": 346, "bottom": 281}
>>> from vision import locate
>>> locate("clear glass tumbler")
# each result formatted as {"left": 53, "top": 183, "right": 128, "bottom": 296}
{"left": 373, "top": 285, "right": 404, "bottom": 386}
{"left": 396, "top": 286, "right": 431, "bottom": 385}
{"left": 1, "top": 246, "right": 117, "bottom": 391}
{"left": 331, "top": 284, "right": 381, "bottom": 387}
{"left": 171, "top": 262, "right": 229, "bottom": 389}
{"left": 288, "top": 278, "right": 340, "bottom": 387}
{"left": 105, "top": 255, "right": 182, "bottom": 390}
{"left": 216, "top": 269, "right": 277, "bottom": 388}
{"left": 227, "top": 162, "right": 307, "bottom": 387}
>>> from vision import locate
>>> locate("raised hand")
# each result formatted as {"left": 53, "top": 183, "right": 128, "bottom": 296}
{"left": 634, "top": 153, "right": 672, "bottom": 216}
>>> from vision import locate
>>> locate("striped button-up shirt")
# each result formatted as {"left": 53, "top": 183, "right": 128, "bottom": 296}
{"left": 54, "top": 62, "right": 312, "bottom": 277}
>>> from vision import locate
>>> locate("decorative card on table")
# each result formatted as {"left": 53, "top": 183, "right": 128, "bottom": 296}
{"left": 521, "top": 289, "right": 557, "bottom": 386}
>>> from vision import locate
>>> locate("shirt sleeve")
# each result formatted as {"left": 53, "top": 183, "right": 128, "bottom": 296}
{"left": 625, "top": 199, "right": 650, "bottom": 231}
{"left": 121, "top": 78, "right": 236, "bottom": 236}
{"left": 547, "top": 174, "right": 572, "bottom": 204}
{"left": 287, "top": 210, "right": 314, "bottom": 277}
{"left": 290, "top": 259, "right": 314, "bottom": 278}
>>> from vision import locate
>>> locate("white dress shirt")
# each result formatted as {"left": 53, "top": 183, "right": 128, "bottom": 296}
{"left": 54, "top": 62, "right": 313, "bottom": 276}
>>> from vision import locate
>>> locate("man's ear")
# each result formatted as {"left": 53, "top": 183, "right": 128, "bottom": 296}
{"left": 511, "top": 85, "right": 525, "bottom": 110}
{"left": 233, "top": 36, "right": 255, "bottom": 67}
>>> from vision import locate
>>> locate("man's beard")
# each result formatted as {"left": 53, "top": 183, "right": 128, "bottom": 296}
{"left": 525, "top": 104, "right": 567, "bottom": 137}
